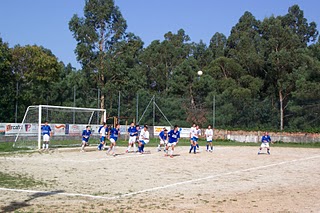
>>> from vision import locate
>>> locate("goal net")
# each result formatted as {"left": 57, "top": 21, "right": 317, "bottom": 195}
{"left": 14, "top": 105, "right": 106, "bottom": 149}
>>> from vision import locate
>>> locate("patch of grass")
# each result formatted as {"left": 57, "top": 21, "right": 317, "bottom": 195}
{"left": 0, "top": 171, "right": 47, "bottom": 189}
{"left": 0, "top": 142, "right": 31, "bottom": 153}
{"left": 1, "top": 138, "right": 319, "bottom": 153}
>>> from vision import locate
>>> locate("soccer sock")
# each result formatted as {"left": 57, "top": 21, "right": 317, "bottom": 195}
{"left": 45, "top": 143, "right": 49, "bottom": 149}
{"left": 193, "top": 145, "right": 196, "bottom": 153}
{"left": 170, "top": 149, "right": 173, "bottom": 156}
{"left": 206, "top": 144, "right": 209, "bottom": 150}
{"left": 211, "top": 146, "right": 213, "bottom": 151}
{"left": 42, "top": 144, "right": 45, "bottom": 149}
{"left": 189, "top": 146, "right": 193, "bottom": 153}
{"left": 133, "top": 143, "right": 136, "bottom": 152}
{"left": 127, "top": 145, "right": 131, "bottom": 151}
{"left": 196, "top": 144, "right": 199, "bottom": 148}
{"left": 138, "top": 146, "right": 141, "bottom": 152}
{"left": 142, "top": 144, "right": 145, "bottom": 152}
{"left": 81, "top": 144, "right": 85, "bottom": 150}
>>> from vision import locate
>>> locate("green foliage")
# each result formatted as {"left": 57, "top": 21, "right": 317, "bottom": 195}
{"left": 0, "top": 3, "right": 319, "bottom": 133}
{"left": 0, "top": 38, "right": 15, "bottom": 122}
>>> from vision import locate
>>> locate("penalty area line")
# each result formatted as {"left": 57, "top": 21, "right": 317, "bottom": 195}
{"left": 0, "top": 155, "right": 319, "bottom": 201}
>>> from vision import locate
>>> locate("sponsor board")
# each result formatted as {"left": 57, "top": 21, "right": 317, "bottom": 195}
{"left": 179, "top": 128, "right": 191, "bottom": 138}
{"left": 54, "top": 124, "right": 66, "bottom": 136}
{"left": 154, "top": 126, "right": 171, "bottom": 136}
{"left": 5, "top": 123, "right": 24, "bottom": 135}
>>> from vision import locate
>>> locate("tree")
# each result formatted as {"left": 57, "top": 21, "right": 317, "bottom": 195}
{"left": 69, "top": 0, "right": 127, "bottom": 111}
{"left": 0, "top": 38, "right": 14, "bottom": 122}
{"left": 226, "top": 11, "right": 264, "bottom": 77}
{"left": 11, "top": 45, "right": 62, "bottom": 120}
{"left": 260, "top": 10, "right": 318, "bottom": 130}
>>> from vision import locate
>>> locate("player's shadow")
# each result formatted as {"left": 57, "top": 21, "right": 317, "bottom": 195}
{"left": 1, "top": 190, "right": 64, "bottom": 213}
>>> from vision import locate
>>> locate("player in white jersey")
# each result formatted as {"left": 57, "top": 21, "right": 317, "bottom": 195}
{"left": 189, "top": 123, "right": 196, "bottom": 151}
{"left": 189, "top": 125, "right": 201, "bottom": 154}
{"left": 138, "top": 125, "right": 150, "bottom": 153}
{"left": 205, "top": 125, "right": 214, "bottom": 152}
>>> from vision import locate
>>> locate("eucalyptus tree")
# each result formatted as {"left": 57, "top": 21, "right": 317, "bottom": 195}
{"left": 69, "top": 0, "right": 127, "bottom": 111}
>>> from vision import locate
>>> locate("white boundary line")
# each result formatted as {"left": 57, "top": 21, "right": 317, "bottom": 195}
{"left": 0, "top": 155, "right": 319, "bottom": 201}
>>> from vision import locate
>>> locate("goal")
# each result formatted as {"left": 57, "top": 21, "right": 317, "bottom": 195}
{"left": 14, "top": 105, "right": 106, "bottom": 149}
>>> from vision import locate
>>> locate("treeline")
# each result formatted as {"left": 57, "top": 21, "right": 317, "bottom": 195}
{"left": 0, "top": 1, "right": 320, "bottom": 132}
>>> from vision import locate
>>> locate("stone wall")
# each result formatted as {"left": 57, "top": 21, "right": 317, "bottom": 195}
{"left": 214, "top": 129, "right": 320, "bottom": 143}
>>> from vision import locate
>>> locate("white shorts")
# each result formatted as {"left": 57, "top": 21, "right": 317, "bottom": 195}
{"left": 43, "top": 134, "right": 50, "bottom": 142}
{"left": 129, "top": 136, "right": 136, "bottom": 144}
{"left": 160, "top": 139, "right": 168, "bottom": 145}
{"left": 167, "top": 142, "right": 177, "bottom": 147}
{"left": 110, "top": 138, "right": 116, "bottom": 144}
{"left": 260, "top": 142, "right": 270, "bottom": 148}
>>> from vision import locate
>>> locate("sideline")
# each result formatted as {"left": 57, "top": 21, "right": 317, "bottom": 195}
{"left": 0, "top": 155, "right": 319, "bottom": 200}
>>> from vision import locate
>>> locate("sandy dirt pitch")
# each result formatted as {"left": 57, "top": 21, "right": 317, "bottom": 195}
{"left": 0, "top": 145, "right": 320, "bottom": 213}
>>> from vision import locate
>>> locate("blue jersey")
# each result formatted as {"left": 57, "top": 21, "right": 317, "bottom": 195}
{"left": 159, "top": 131, "right": 167, "bottom": 140}
{"left": 110, "top": 128, "right": 120, "bottom": 141}
{"left": 128, "top": 126, "right": 138, "bottom": 137}
{"left": 82, "top": 130, "right": 91, "bottom": 142}
{"left": 168, "top": 130, "right": 180, "bottom": 143}
{"left": 41, "top": 125, "right": 51, "bottom": 136}
{"left": 261, "top": 135, "right": 271, "bottom": 143}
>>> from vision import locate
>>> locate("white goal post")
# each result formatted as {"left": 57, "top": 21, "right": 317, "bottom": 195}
{"left": 14, "top": 105, "right": 106, "bottom": 149}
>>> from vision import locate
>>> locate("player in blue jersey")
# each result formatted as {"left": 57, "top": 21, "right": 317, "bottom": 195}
{"left": 138, "top": 125, "right": 150, "bottom": 154}
{"left": 189, "top": 125, "right": 201, "bottom": 154}
{"left": 41, "top": 121, "right": 52, "bottom": 149}
{"left": 106, "top": 124, "right": 120, "bottom": 156}
{"left": 165, "top": 125, "right": 180, "bottom": 158}
{"left": 81, "top": 126, "right": 92, "bottom": 152}
{"left": 157, "top": 128, "right": 168, "bottom": 152}
{"left": 258, "top": 132, "right": 273, "bottom": 155}
{"left": 126, "top": 122, "right": 138, "bottom": 153}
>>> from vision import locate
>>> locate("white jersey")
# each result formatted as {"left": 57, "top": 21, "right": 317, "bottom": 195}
{"left": 194, "top": 128, "right": 201, "bottom": 139}
{"left": 190, "top": 127, "right": 196, "bottom": 138}
{"left": 205, "top": 129, "right": 213, "bottom": 141}
{"left": 100, "top": 127, "right": 106, "bottom": 137}
{"left": 139, "top": 129, "right": 150, "bottom": 143}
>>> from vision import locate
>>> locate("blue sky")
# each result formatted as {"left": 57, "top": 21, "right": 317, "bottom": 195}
{"left": 0, "top": 0, "right": 319, "bottom": 69}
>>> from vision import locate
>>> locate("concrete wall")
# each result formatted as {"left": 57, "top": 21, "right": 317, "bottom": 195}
{"left": 214, "top": 129, "right": 320, "bottom": 143}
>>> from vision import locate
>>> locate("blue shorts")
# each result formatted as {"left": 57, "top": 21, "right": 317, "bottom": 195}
{"left": 100, "top": 136, "right": 105, "bottom": 143}
{"left": 140, "top": 140, "right": 149, "bottom": 145}
{"left": 192, "top": 137, "right": 199, "bottom": 142}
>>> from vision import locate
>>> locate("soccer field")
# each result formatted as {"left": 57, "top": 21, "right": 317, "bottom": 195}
{"left": 0, "top": 146, "right": 320, "bottom": 212}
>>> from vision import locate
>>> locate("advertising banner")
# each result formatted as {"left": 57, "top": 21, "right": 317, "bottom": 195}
{"left": 53, "top": 124, "right": 66, "bottom": 136}
{"left": 68, "top": 124, "right": 84, "bottom": 136}
{"left": 179, "top": 127, "right": 191, "bottom": 138}
{"left": 5, "top": 123, "right": 24, "bottom": 135}
{"left": 153, "top": 126, "right": 171, "bottom": 136}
